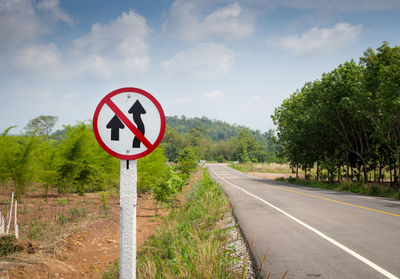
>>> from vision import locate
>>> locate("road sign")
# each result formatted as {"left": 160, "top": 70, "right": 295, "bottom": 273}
{"left": 93, "top": 87, "right": 166, "bottom": 160}
{"left": 93, "top": 87, "right": 165, "bottom": 279}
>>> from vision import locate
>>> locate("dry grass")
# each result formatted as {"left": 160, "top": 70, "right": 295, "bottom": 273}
{"left": 232, "top": 163, "right": 292, "bottom": 174}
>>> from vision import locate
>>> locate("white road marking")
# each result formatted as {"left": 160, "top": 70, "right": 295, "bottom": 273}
{"left": 211, "top": 168, "right": 399, "bottom": 279}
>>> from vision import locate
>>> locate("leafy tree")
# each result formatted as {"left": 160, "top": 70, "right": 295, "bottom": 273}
{"left": 177, "top": 148, "right": 198, "bottom": 176}
{"left": 138, "top": 147, "right": 167, "bottom": 192}
{"left": 272, "top": 42, "right": 400, "bottom": 186}
{"left": 24, "top": 115, "right": 58, "bottom": 136}
{"left": 151, "top": 167, "right": 184, "bottom": 214}
{"left": 1, "top": 132, "right": 38, "bottom": 201}
{"left": 36, "top": 139, "right": 59, "bottom": 200}
{"left": 161, "top": 125, "right": 185, "bottom": 162}
{"left": 56, "top": 123, "right": 92, "bottom": 194}
{"left": 233, "top": 129, "right": 259, "bottom": 163}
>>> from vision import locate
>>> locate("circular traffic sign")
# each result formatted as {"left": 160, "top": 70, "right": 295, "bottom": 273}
{"left": 93, "top": 87, "right": 165, "bottom": 160}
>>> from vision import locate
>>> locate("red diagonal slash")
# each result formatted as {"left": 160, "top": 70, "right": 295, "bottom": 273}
{"left": 105, "top": 99, "right": 153, "bottom": 149}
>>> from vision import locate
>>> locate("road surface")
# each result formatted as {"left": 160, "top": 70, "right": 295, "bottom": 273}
{"left": 207, "top": 164, "right": 400, "bottom": 279}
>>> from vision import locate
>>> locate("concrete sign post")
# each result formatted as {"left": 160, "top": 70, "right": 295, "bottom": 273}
{"left": 93, "top": 87, "right": 165, "bottom": 279}
{"left": 119, "top": 159, "right": 137, "bottom": 278}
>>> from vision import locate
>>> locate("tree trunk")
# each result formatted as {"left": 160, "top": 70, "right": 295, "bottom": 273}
{"left": 305, "top": 167, "right": 307, "bottom": 179}
{"left": 390, "top": 166, "right": 393, "bottom": 185}
{"left": 398, "top": 153, "right": 400, "bottom": 188}
{"left": 316, "top": 161, "right": 320, "bottom": 181}
{"left": 363, "top": 161, "right": 368, "bottom": 184}
{"left": 296, "top": 163, "right": 299, "bottom": 179}
{"left": 338, "top": 165, "right": 341, "bottom": 183}
{"left": 378, "top": 165, "right": 382, "bottom": 184}
{"left": 351, "top": 168, "right": 354, "bottom": 181}
{"left": 346, "top": 164, "right": 349, "bottom": 181}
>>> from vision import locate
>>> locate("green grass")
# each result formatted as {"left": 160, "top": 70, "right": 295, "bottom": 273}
{"left": 103, "top": 169, "right": 247, "bottom": 279}
{"left": 103, "top": 260, "right": 119, "bottom": 279}
{"left": 277, "top": 177, "right": 400, "bottom": 200}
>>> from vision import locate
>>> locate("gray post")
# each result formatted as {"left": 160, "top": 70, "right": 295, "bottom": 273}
{"left": 120, "top": 160, "right": 137, "bottom": 279}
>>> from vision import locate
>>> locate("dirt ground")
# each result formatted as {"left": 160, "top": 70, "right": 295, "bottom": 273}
{"left": 0, "top": 189, "right": 168, "bottom": 279}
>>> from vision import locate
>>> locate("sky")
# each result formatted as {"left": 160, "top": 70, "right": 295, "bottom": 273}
{"left": 1, "top": 0, "right": 400, "bottom": 134}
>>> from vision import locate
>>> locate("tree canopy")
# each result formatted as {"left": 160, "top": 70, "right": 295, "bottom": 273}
{"left": 272, "top": 42, "right": 400, "bottom": 185}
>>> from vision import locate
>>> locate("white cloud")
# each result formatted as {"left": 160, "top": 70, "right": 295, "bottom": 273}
{"left": 161, "top": 43, "right": 234, "bottom": 78}
{"left": 73, "top": 9, "right": 150, "bottom": 77}
{"left": 37, "top": 0, "right": 73, "bottom": 25}
{"left": 0, "top": 0, "right": 47, "bottom": 50}
{"left": 14, "top": 43, "right": 62, "bottom": 72}
{"left": 3, "top": 8, "right": 150, "bottom": 80}
{"left": 204, "top": 90, "right": 223, "bottom": 100}
{"left": 163, "top": 1, "right": 254, "bottom": 41}
{"left": 267, "top": 23, "right": 362, "bottom": 55}
{"left": 251, "top": 0, "right": 400, "bottom": 12}
{"left": 0, "top": 0, "right": 74, "bottom": 72}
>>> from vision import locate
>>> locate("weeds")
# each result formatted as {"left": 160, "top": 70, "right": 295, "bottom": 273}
{"left": 100, "top": 191, "right": 110, "bottom": 215}
{"left": 101, "top": 169, "right": 247, "bottom": 278}
{"left": 231, "top": 163, "right": 292, "bottom": 174}
{"left": 68, "top": 207, "right": 88, "bottom": 220}
{"left": 57, "top": 198, "right": 68, "bottom": 206}
{"left": 55, "top": 207, "right": 88, "bottom": 225}
{"left": 136, "top": 169, "right": 244, "bottom": 278}
{"left": 28, "top": 220, "right": 48, "bottom": 240}
{"left": 0, "top": 234, "right": 23, "bottom": 256}
{"left": 277, "top": 177, "right": 400, "bottom": 200}
{"left": 102, "top": 260, "right": 119, "bottom": 279}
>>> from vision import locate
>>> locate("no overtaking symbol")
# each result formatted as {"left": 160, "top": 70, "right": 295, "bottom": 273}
{"left": 93, "top": 87, "right": 165, "bottom": 279}
{"left": 93, "top": 87, "right": 166, "bottom": 160}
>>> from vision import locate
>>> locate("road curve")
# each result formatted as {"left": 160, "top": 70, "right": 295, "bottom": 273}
{"left": 207, "top": 164, "right": 400, "bottom": 279}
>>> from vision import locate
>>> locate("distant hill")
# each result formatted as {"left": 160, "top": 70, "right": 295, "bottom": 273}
{"left": 166, "top": 115, "right": 266, "bottom": 142}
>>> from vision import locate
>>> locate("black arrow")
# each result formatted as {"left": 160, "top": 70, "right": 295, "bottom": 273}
{"left": 106, "top": 115, "right": 125, "bottom": 141}
{"left": 128, "top": 100, "right": 146, "bottom": 148}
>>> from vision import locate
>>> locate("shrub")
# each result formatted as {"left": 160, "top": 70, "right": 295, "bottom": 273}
{"left": 28, "top": 220, "right": 48, "bottom": 239}
{"left": 0, "top": 235, "right": 23, "bottom": 256}
{"left": 177, "top": 148, "right": 198, "bottom": 175}
{"left": 216, "top": 155, "right": 226, "bottom": 163}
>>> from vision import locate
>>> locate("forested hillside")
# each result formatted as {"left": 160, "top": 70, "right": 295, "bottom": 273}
{"left": 166, "top": 115, "right": 266, "bottom": 142}
{"left": 163, "top": 115, "right": 280, "bottom": 163}
{"left": 273, "top": 42, "right": 400, "bottom": 187}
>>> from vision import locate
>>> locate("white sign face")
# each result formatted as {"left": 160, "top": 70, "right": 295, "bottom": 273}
{"left": 93, "top": 87, "right": 165, "bottom": 160}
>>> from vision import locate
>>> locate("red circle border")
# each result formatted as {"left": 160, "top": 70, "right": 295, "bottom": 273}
{"left": 93, "top": 87, "right": 166, "bottom": 160}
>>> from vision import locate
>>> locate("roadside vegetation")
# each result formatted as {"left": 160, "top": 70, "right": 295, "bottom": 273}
{"left": 104, "top": 169, "right": 252, "bottom": 279}
{"left": 272, "top": 42, "right": 400, "bottom": 193}
{"left": 0, "top": 115, "right": 199, "bottom": 259}
{"left": 164, "top": 116, "right": 280, "bottom": 163}
{"left": 277, "top": 177, "right": 400, "bottom": 200}
{"left": 231, "top": 162, "right": 291, "bottom": 174}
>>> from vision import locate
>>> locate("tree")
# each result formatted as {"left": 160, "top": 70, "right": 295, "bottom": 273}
{"left": 177, "top": 148, "right": 198, "bottom": 176}
{"left": 151, "top": 167, "right": 184, "bottom": 214}
{"left": 360, "top": 42, "right": 400, "bottom": 185}
{"left": 272, "top": 42, "right": 400, "bottom": 186}
{"left": 161, "top": 125, "right": 185, "bottom": 162}
{"left": 233, "top": 129, "right": 259, "bottom": 162}
{"left": 24, "top": 115, "right": 58, "bottom": 136}
{"left": 1, "top": 132, "right": 38, "bottom": 201}
{"left": 138, "top": 147, "right": 167, "bottom": 192}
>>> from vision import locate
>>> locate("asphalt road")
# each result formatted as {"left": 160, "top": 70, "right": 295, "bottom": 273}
{"left": 207, "top": 164, "right": 400, "bottom": 279}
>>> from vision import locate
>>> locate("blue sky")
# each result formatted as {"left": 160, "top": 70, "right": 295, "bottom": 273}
{"left": 1, "top": 0, "right": 400, "bottom": 133}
